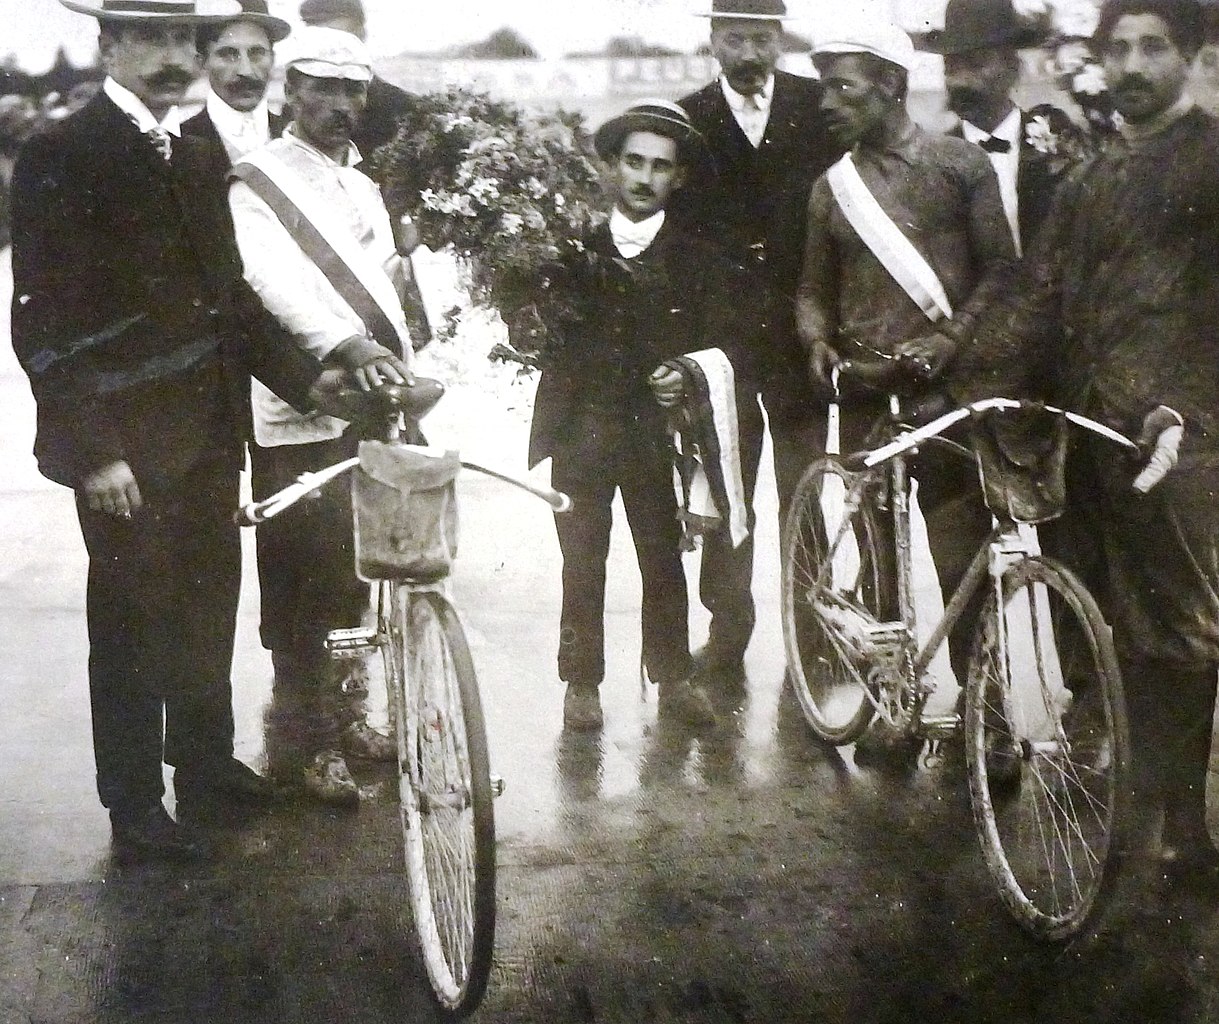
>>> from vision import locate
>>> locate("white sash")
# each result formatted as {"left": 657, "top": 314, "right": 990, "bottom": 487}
{"left": 234, "top": 147, "right": 411, "bottom": 354}
{"left": 827, "top": 153, "right": 953, "bottom": 324}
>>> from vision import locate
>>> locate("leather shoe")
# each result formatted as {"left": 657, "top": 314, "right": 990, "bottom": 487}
{"left": 691, "top": 643, "right": 746, "bottom": 683}
{"left": 852, "top": 721, "right": 921, "bottom": 774}
{"left": 111, "top": 805, "right": 207, "bottom": 863}
{"left": 563, "top": 683, "right": 604, "bottom": 732}
{"left": 303, "top": 750, "right": 361, "bottom": 807}
{"left": 658, "top": 678, "right": 717, "bottom": 729}
{"left": 175, "top": 758, "right": 281, "bottom": 805}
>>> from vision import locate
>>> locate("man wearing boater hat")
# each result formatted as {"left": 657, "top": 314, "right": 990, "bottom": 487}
{"left": 182, "top": 0, "right": 290, "bottom": 163}
{"left": 676, "top": 0, "right": 841, "bottom": 685}
{"left": 530, "top": 99, "right": 753, "bottom": 732}
{"left": 229, "top": 26, "right": 415, "bottom": 804}
{"left": 919, "top": 0, "right": 1067, "bottom": 254}
{"left": 10, "top": 0, "right": 349, "bottom": 860}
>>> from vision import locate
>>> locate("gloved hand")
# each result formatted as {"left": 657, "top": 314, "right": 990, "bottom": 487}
{"left": 1132, "top": 405, "right": 1185, "bottom": 494}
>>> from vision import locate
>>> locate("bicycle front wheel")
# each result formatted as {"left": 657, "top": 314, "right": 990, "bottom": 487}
{"left": 781, "top": 457, "right": 894, "bottom": 743}
{"left": 386, "top": 586, "right": 496, "bottom": 1016}
{"left": 965, "top": 555, "right": 1129, "bottom": 941}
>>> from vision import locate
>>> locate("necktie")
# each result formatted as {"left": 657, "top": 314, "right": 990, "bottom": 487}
{"left": 978, "top": 135, "right": 1012, "bottom": 154}
{"left": 146, "top": 126, "right": 173, "bottom": 161}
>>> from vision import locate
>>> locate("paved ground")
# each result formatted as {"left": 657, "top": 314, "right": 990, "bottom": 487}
{"left": 4, "top": 253, "right": 1219, "bottom": 1022}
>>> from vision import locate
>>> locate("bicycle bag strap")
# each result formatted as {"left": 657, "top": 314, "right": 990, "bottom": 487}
{"left": 231, "top": 152, "right": 409, "bottom": 357}
{"left": 826, "top": 154, "right": 953, "bottom": 324}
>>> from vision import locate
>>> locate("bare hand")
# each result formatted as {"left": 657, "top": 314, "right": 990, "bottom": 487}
{"left": 353, "top": 354, "right": 414, "bottom": 392}
{"left": 82, "top": 460, "right": 143, "bottom": 519}
{"left": 808, "top": 340, "right": 840, "bottom": 389}
{"left": 649, "top": 365, "right": 684, "bottom": 408}
{"left": 308, "top": 367, "right": 358, "bottom": 419}
{"left": 893, "top": 332, "right": 957, "bottom": 382}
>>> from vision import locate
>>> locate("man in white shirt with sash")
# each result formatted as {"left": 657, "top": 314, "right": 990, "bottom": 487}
{"left": 229, "top": 26, "right": 414, "bottom": 805}
{"left": 795, "top": 18, "right": 1015, "bottom": 768}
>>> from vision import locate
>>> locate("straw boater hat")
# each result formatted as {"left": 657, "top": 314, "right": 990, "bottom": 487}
{"left": 59, "top": 0, "right": 246, "bottom": 21}
{"left": 696, "top": 0, "right": 791, "bottom": 20}
{"left": 284, "top": 25, "right": 373, "bottom": 82}
{"left": 814, "top": 17, "right": 918, "bottom": 73}
{"left": 593, "top": 98, "right": 707, "bottom": 162}
{"left": 917, "top": 0, "right": 1045, "bottom": 54}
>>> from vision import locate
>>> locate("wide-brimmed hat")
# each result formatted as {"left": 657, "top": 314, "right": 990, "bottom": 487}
{"left": 696, "top": 0, "right": 790, "bottom": 21}
{"left": 814, "top": 19, "right": 917, "bottom": 74}
{"left": 213, "top": 0, "right": 291, "bottom": 44}
{"left": 285, "top": 25, "right": 373, "bottom": 82}
{"left": 593, "top": 98, "right": 706, "bottom": 161}
{"left": 916, "top": 0, "right": 1046, "bottom": 55}
{"left": 59, "top": 0, "right": 244, "bottom": 22}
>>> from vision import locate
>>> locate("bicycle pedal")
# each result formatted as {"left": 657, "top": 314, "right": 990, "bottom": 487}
{"left": 325, "top": 626, "right": 380, "bottom": 658}
{"left": 919, "top": 714, "right": 961, "bottom": 742}
{"left": 490, "top": 774, "right": 506, "bottom": 799}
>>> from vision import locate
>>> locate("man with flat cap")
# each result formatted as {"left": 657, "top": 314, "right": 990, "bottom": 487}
{"left": 676, "top": 0, "right": 841, "bottom": 683}
{"left": 796, "top": 17, "right": 1015, "bottom": 761}
{"left": 530, "top": 99, "right": 755, "bottom": 732}
{"left": 10, "top": 0, "right": 348, "bottom": 860}
{"left": 229, "top": 25, "right": 416, "bottom": 804}
{"left": 920, "top": 0, "right": 1067, "bottom": 254}
{"left": 182, "top": 0, "right": 290, "bottom": 163}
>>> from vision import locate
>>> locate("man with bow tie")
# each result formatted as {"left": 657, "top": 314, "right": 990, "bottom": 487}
{"left": 675, "top": 0, "right": 841, "bottom": 685}
{"left": 529, "top": 99, "right": 755, "bottom": 733}
{"left": 919, "top": 0, "right": 1067, "bottom": 255}
{"left": 182, "top": 0, "right": 290, "bottom": 163}
{"left": 9, "top": 0, "right": 349, "bottom": 861}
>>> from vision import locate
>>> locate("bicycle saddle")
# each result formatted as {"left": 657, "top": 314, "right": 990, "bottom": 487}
{"left": 374, "top": 378, "right": 445, "bottom": 419}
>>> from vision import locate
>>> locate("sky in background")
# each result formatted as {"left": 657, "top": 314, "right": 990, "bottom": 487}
{"left": 3, "top": 0, "right": 945, "bottom": 72}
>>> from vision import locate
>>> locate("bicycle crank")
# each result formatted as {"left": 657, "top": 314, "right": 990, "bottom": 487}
{"left": 325, "top": 626, "right": 381, "bottom": 659}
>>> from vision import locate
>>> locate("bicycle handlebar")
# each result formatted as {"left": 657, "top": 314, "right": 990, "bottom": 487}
{"left": 860, "top": 398, "right": 1137, "bottom": 469}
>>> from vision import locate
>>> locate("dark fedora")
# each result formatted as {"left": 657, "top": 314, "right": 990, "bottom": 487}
{"left": 216, "top": 0, "right": 291, "bottom": 43}
{"left": 696, "top": 0, "right": 791, "bottom": 20}
{"left": 593, "top": 98, "right": 706, "bottom": 162}
{"left": 917, "top": 0, "right": 1045, "bottom": 54}
{"left": 60, "top": 0, "right": 244, "bottom": 21}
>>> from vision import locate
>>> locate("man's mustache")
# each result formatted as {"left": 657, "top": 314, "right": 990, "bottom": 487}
{"left": 1114, "top": 74, "right": 1152, "bottom": 93}
{"left": 144, "top": 67, "right": 194, "bottom": 90}
{"left": 230, "top": 75, "right": 266, "bottom": 92}
{"left": 630, "top": 186, "right": 656, "bottom": 198}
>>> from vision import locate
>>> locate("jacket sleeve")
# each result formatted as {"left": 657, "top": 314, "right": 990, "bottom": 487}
{"left": 794, "top": 180, "right": 840, "bottom": 358}
{"left": 9, "top": 135, "right": 126, "bottom": 482}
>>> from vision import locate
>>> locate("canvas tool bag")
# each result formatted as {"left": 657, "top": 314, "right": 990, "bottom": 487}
{"left": 353, "top": 441, "right": 460, "bottom": 582}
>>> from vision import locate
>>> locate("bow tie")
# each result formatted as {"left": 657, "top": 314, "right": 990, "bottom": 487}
{"left": 978, "top": 135, "right": 1012, "bottom": 154}
{"left": 612, "top": 222, "right": 659, "bottom": 256}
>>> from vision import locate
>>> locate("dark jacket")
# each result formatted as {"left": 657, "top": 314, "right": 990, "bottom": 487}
{"left": 181, "top": 104, "right": 287, "bottom": 162}
{"left": 676, "top": 71, "right": 842, "bottom": 406}
{"left": 10, "top": 91, "right": 321, "bottom": 488}
{"left": 352, "top": 76, "right": 415, "bottom": 161}
{"left": 528, "top": 219, "right": 755, "bottom": 470}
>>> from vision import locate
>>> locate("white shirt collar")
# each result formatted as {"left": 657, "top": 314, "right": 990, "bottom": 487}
{"left": 719, "top": 73, "right": 775, "bottom": 113}
{"left": 610, "top": 207, "right": 666, "bottom": 258}
{"left": 284, "top": 122, "right": 363, "bottom": 168}
{"left": 206, "top": 91, "right": 269, "bottom": 139}
{"left": 960, "top": 105, "right": 1022, "bottom": 147}
{"left": 103, "top": 76, "right": 183, "bottom": 136}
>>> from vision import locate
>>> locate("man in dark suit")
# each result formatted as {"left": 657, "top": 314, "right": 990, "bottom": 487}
{"left": 530, "top": 100, "right": 755, "bottom": 732}
{"left": 182, "top": 0, "right": 289, "bottom": 162}
{"left": 920, "top": 0, "right": 1063, "bottom": 253}
{"left": 10, "top": 0, "right": 347, "bottom": 861}
{"left": 676, "top": 0, "right": 842, "bottom": 680}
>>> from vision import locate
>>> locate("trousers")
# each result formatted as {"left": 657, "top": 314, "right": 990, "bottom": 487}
{"left": 77, "top": 454, "right": 241, "bottom": 811}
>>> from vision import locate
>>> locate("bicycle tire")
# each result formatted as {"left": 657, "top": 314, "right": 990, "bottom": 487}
{"left": 781, "top": 456, "right": 894, "bottom": 744}
{"left": 964, "top": 555, "right": 1130, "bottom": 941}
{"left": 385, "top": 585, "right": 496, "bottom": 1016}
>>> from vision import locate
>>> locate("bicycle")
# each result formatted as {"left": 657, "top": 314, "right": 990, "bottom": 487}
{"left": 781, "top": 372, "right": 1135, "bottom": 941}
{"left": 236, "top": 378, "right": 571, "bottom": 1018}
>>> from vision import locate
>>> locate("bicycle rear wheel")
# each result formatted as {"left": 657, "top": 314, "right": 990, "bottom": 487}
{"left": 965, "top": 555, "right": 1129, "bottom": 941}
{"left": 385, "top": 585, "right": 496, "bottom": 1016}
{"left": 781, "top": 457, "right": 894, "bottom": 743}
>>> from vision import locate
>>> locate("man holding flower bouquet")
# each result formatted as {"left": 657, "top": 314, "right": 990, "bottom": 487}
{"left": 529, "top": 99, "right": 755, "bottom": 733}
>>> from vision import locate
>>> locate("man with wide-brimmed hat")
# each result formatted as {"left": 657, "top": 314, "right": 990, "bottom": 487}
{"left": 529, "top": 99, "right": 755, "bottom": 732}
{"left": 182, "top": 0, "right": 290, "bottom": 162}
{"left": 10, "top": 0, "right": 349, "bottom": 860}
{"left": 675, "top": 0, "right": 842, "bottom": 686}
{"left": 919, "top": 0, "right": 1065, "bottom": 254}
{"left": 228, "top": 25, "right": 416, "bottom": 804}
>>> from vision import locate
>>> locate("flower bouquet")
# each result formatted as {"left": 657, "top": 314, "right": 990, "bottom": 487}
{"left": 368, "top": 88, "right": 613, "bottom": 368}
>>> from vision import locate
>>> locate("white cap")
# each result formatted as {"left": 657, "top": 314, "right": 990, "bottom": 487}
{"left": 813, "top": 19, "right": 916, "bottom": 73}
{"left": 285, "top": 25, "right": 373, "bottom": 82}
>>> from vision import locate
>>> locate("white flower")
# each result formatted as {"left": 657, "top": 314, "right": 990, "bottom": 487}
{"left": 469, "top": 176, "right": 502, "bottom": 203}
{"left": 554, "top": 193, "right": 566, "bottom": 209}
{"left": 1073, "top": 63, "right": 1107, "bottom": 96}
{"left": 500, "top": 213, "right": 524, "bottom": 235}
{"left": 524, "top": 177, "right": 547, "bottom": 199}
{"left": 1025, "top": 115, "right": 1060, "bottom": 155}
{"left": 570, "top": 237, "right": 584, "bottom": 253}
{"left": 1052, "top": 0, "right": 1101, "bottom": 38}
{"left": 1012, "top": 0, "right": 1049, "bottom": 17}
